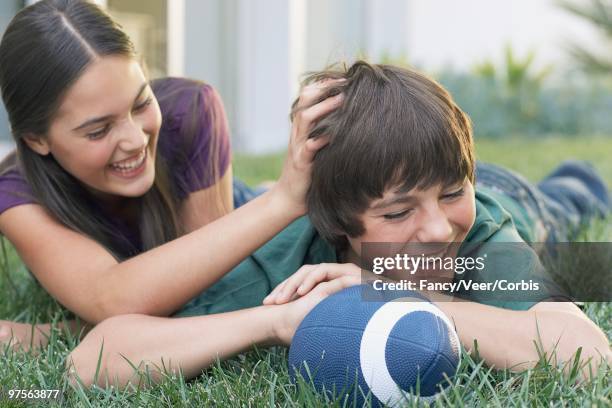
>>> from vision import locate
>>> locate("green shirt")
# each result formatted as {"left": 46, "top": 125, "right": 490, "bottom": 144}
{"left": 456, "top": 188, "right": 561, "bottom": 310}
{"left": 176, "top": 188, "right": 555, "bottom": 316}
{"left": 175, "top": 217, "right": 335, "bottom": 316}
{"left": 470, "top": 186, "right": 536, "bottom": 243}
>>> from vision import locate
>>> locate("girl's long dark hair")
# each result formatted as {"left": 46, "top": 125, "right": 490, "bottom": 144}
{"left": 0, "top": 0, "right": 181, "bottom": 260}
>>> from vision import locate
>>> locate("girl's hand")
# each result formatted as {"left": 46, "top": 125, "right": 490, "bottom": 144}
{"left": 263, "top": 262, "right": 362, "bottom": 305}
{"left": 0, "top": 319, "right": 89, "bottom": 353}
{"left": 271, "top": 80, "right": 344, "bottom": 215}
{"left": 272, "top": 275, "right": 360, "bottom": 346}
{"left": 0, "top": 321, "right": 51, "bottom": 352}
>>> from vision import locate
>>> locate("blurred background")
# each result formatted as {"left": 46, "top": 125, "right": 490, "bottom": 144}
{"left": 0, "top": 4, "right": 610, "bottom": 404}
{"left": 1, "top": 0, "right": 611, "bottom": 164}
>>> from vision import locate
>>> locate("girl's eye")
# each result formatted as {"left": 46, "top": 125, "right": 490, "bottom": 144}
{"left": 383, "top": 209, "right": 413, "bottom": 220}
{"left": 133, "top": 97, "right": 153, "bottom": 112}
{"left": 442, "top": 187, "right": 465, "bottom": 200}
{"left": 86, "top": 124, "right": 110, "bottom": 140}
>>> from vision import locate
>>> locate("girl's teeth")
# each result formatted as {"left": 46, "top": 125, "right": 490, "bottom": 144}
{"left": 111, "top": 151, "right": 145, "bottom": 171}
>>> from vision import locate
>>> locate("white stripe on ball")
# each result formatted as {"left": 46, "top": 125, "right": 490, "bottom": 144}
{"left": 359, "top": 299, "right": 460, "bottom": 406}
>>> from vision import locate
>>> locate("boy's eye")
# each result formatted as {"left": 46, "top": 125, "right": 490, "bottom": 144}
{"left": 383, "top": 209, "right": 413, "bottom": 220}
{"left": 86, "top": 124, "right": 110, "bottom": 140}
{"left": 442, "top": 187, "right": 465, "bottom": 200}
{"left": 133, "top": 97, "right": 153, "bottom": 112}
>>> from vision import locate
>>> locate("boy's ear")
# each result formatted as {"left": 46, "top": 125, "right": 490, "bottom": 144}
{"left": 22, "top": 133, "right": 51, "bottom": 156}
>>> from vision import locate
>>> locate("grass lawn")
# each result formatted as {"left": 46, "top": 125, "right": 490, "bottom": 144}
{"left": 0, "top": 135, "right": 610, "bottom": 407}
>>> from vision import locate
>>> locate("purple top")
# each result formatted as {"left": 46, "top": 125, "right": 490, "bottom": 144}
{"left": 152, "top": 78, "right": 231, "bottom": 199}
{"left": 0, "top": 78, "right": 231, "bottom": 248}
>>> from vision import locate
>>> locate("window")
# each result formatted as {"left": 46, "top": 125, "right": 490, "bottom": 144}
{"left": 107, "top": 0, "right": 167, "bottom": 78}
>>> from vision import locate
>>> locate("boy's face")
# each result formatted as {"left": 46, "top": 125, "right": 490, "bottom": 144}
{"left": 346, "top": 179, "right": 476, "bottom": 258}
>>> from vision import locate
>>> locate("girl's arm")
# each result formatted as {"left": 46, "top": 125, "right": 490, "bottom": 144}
{"left": 0, "top": 84, "right": 344, "bottom": 324}
{"left": 67, "top": 308, "right": 282, "bottom": 388}
{"left": 1, "top": 191, "right": 294, "bottom": 323}
{"left": 67, "top": 273, "right": 358, "bottom": 388}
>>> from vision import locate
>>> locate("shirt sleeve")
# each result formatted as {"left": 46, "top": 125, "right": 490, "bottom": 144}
{"left": 153, "top": 78, "right": 231, "bottom": 200}
{"left": 0, "top": 153, "right": 37, "bottom": 215}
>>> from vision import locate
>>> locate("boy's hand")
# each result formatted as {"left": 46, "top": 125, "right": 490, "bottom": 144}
{"left": 263, "top": 263, "right": 363, "bottom": 305}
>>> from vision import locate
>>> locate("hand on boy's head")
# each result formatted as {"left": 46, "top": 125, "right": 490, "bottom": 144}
{"left": 272, "top": 80, "right": 345, "bottom": 214}
{"left": 293, "top": 78, "right": 346, "bottom": 111}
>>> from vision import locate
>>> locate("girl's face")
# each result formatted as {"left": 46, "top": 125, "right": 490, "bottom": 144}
{"left": 27, "top": 55, "right": 161, "bottom": 202}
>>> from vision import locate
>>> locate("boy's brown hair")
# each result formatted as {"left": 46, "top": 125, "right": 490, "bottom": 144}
{"left": 295, "top": 61, "right": 475, "bottom": 248}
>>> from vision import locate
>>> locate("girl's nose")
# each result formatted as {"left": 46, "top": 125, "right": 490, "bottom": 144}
{"left": 117, "top": 120, "right": 147, "bottom": 153}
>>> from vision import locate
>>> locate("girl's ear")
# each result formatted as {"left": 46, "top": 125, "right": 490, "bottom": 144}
{"left": 22, "top": 134, "right": 51, "bottom": 156}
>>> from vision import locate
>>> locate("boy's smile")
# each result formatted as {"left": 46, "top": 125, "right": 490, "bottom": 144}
{"left": 344, "top": 179, "right": 477, "bottom": 262}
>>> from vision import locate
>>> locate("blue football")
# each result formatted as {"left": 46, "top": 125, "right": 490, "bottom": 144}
{"left": 288, "top": 285, "right": 460, "bottom": 407}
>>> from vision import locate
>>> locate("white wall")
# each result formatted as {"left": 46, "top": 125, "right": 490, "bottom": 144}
{"left": 405, "top": 0, "right": 601, "bottom": 72}
{"left": 181, "top": 0, "right": 298, "bottom": 153}
{"left": 304, "top": 0, "right": 366, "bottom": 71}
{"left": 173, "top": 0, "right": 602, "bottom": 153}
{"left": 364, "top": 0, "right": 410, "bottom": 61}
{"left": 0, "top": 1, "right": 20, "bottom": 147}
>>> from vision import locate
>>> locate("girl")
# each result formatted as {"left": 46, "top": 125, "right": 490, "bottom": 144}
{"left": 0, "top": 0, "right": 351, "bottom": 386}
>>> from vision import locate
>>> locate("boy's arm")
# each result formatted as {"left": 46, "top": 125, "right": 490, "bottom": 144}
{"left": 264, "top": 263, "right": 610, "bottom": 379}
{"left": 433, "top": 296, "right": 610, "bottom": 378}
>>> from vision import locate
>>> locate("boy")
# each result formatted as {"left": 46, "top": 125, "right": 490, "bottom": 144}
{"left": 261, "top": 61, "right": 611, "bottom": 376}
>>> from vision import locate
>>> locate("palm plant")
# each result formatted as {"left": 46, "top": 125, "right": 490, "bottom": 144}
{"left": 558, "top": 0, "right": 612, "bottom": 73}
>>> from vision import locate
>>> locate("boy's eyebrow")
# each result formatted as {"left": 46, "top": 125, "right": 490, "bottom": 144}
{"left": 371, "top": 194, "right": 417, "bottom": 210}
{"left": 71, "top": 82, "right": 148, "bottom": 131}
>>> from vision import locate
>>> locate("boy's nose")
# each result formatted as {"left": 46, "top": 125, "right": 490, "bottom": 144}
{"left": 415, "top": 205, "right": 454, "bottom": 243}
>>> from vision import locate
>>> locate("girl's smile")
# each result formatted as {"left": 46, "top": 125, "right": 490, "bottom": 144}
{"left": 108, "top": 146, "right": 148, "bottom": 179}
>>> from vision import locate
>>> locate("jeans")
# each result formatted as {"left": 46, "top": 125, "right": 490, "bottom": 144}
{"left": 475, "top": 161, "right": 610, "bottom": 243}
{"left": 232, "top": 179, "right": 266, "bottom": 208}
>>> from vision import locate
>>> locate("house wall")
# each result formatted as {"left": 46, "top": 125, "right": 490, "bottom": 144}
{"left": 0, "top": 1, "right": 20, "bottom": 153}
{"left": 0, "top": 0, "right": 605, "bottom": 154}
